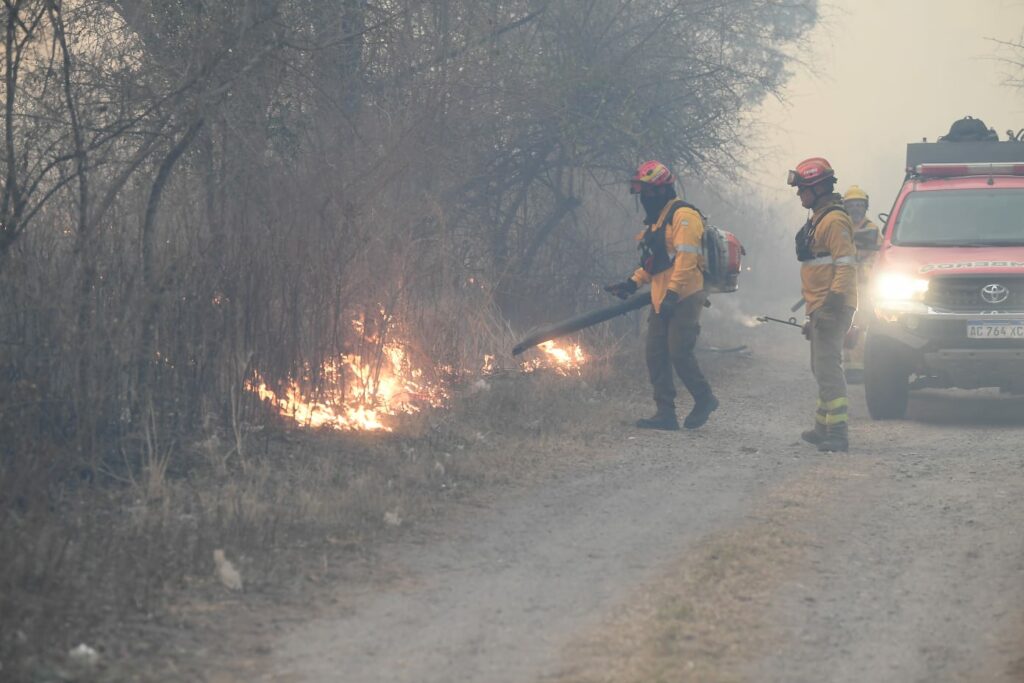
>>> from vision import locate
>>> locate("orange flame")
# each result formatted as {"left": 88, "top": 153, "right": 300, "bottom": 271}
{"left": 249, "top": 320, "right": 589, "bottom": 431}
{"left": 520, "top": 339, "right": 588, "bottom": 376}
{"left": 248, "top": 320, "right": 448, "bottom": 432}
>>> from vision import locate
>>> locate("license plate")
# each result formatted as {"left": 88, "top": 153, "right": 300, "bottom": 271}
{"left": 967, "top": 320, "right": 1024, "bottom": 339}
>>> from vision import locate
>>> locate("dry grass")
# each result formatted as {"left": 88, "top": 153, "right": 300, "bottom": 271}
{"left": 548, "top": 461, "right": 874, "bottom": 683}
{"left": 0, "top": 355, "right": 634, "bottom": 681}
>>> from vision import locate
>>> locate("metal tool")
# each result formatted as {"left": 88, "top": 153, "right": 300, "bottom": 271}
{"left": 756, "top": 315, "right": 803, "bottom": 329}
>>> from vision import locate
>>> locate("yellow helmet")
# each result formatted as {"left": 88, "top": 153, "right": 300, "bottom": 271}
{"left": 843, "top": 185, "right": 869, "bottom": 203}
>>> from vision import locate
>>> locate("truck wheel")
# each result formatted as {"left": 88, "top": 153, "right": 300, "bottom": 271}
{"left": 864, "top": 335, "right": 911, "bottom": 420}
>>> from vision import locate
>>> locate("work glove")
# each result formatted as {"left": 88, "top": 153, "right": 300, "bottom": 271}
{"left": 604, "top": 279, "right": 638, "bottom": 300}
{"left": 817, "top": 291, "right": 845, "bottom": 321}
{"left": 844, "top": 324, "right": 861, "bottom": 350}
{"left": 659, "top": 290, "right": 680, "bottom": 319}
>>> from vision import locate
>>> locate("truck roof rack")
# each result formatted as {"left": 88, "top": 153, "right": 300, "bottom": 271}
{"left": 906, "top": 141, "right": 1024, "bottom": 170}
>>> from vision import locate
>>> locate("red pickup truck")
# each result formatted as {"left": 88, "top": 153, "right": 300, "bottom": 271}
{"left": 864, "top": 139, "right": 1024, "bottom": 418}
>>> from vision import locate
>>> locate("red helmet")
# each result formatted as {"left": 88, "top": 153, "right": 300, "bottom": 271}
{"left": 630, "top": 160, "right": 675, "bottom": 194}
{"left": 787, "top": 157, "right": 836, "bottom": 187}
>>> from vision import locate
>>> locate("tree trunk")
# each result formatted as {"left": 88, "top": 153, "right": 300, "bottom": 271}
{"left": 136, "top": 119, "right": 204, "bottom": 409}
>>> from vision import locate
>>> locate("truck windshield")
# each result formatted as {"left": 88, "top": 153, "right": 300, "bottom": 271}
{"left": 892, "top": 189, "right": 1024, "bottom": 246}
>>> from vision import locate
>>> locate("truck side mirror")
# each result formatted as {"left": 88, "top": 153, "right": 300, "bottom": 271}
{"left": 877, "top": 212, "right": 891, "bottom": 238}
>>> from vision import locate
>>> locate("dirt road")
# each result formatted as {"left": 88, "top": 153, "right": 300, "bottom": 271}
{"left": 266, "top": 339, "right": 1024, "bottom": 683}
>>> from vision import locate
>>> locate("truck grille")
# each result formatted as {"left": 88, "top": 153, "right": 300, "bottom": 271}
{"left": 925, "top": 276, "right": 1024, "bottom": 311}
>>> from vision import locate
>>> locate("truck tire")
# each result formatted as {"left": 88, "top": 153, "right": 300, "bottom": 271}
{"left": 864, "top": 334, "right": 911, "bottom": 420}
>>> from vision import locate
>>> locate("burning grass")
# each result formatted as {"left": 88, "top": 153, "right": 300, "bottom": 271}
{"left": 520, "top": 340, "right": 589, "bottom": 375}
{"left": 0, "top": 340, "right": 619, "bottom": 681}
{"left": 247, "top": 317, "right": 452, "bottom": 432}
{"left": 247, "top": 315, "right": 590, "bottom": 433}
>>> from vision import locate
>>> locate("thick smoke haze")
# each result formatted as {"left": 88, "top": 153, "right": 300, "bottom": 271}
{"left": 753, "top": 0, "right": 1024, "bottom": 222}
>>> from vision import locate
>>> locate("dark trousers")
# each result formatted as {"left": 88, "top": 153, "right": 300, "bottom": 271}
{"left": 646, "top": 291, "right": 712, "bottom": 410}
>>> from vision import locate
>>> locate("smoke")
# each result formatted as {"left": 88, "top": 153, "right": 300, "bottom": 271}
{"left": 685, "top": 181, "right": 804, "bottom": 317}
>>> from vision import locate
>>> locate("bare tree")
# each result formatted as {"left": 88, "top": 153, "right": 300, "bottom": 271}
{"left": 0, "top": 0, "right": 819, "bottom": 467}
{"left": 994, "top": 32, "right": 1024, "bottom": 94}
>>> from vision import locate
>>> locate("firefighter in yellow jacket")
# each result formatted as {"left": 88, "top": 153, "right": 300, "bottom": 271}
{"left": 605, "top": 161, "right": 718, "bottom": 431}
{"left": 787, "top": 158, "right": 858, "bottom": 452}
{"left": 841, "top": 185, "right": 881, "bottom": 383}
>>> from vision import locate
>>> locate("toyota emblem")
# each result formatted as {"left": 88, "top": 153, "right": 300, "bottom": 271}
{"left": 981, "top": 283, "right": 1010, "bottom": 305}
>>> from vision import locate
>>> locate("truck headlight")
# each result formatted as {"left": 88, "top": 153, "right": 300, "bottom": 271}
{"left": 873, "top": 272, "right": 930, "bottom": 320}
{"left": 874, "top": 272, "right": 929, "bottom": 302}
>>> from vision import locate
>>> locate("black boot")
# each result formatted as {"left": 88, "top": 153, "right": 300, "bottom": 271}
{"left": 683, "top": 395, "right": 719, "bottom": 429}
{"left": 818, "top": 422, "right": 849, "bottom": 452}
{"left": 801, "top": 423, "right": 826, "bottom": 445}
{"left": 636, "top": 403, "right": 679, "bottom": 430}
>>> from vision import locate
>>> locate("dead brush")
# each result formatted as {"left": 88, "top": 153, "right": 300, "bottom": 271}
{"left": 0, "top": 314, "right": 636, "bottom": 680}
{"left": 139, "top": 401, "right": 173, "bottom": 503}
{"left": 405, "top": 282, "right": 518, "bottom": 377}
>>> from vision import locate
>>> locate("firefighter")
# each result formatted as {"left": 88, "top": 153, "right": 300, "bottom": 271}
{"left": 841, "top": 185, "right": 881, "bottom": 383}
{"left": 605, "top": 160, "right": 718, "bottom": 431}
{"left": 787, "top": 157, "right": 858, "bottom": 452}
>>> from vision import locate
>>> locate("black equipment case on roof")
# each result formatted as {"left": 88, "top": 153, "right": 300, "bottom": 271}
{"left": 906, "top": 141, "right": 1024, "bottom": 171}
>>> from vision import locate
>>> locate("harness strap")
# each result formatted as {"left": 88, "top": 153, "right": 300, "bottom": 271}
{"left": 657, "top": 200, "right": 702, "bottom": 232}
{"left": 641, "top": 200, "right": 705, "bottom": 275}
{"left": 813, "top": 205, "right": 846, "bottom": 230}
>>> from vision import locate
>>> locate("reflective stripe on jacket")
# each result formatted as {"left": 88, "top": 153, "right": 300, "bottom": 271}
{"left": 630, "top": 202, "right": 705, "bottom": 313}
{"left": 801, "top": 195, "right": 858, "bottom": 315}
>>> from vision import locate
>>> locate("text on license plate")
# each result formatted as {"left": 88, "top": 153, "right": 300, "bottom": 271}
{"left": 967, "top": 320, "right": 1024, "bottom": 339}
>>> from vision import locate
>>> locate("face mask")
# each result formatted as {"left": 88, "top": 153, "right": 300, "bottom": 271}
{"left": 640, "top": 194, "right": 669, "bottom": 223}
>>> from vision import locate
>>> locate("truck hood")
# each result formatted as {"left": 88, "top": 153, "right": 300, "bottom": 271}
{"left": 882, "top": 245, "right": 1024, "bottom": 277}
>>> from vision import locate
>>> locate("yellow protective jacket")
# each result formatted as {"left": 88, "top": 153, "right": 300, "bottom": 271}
{"left": 853, "top": 217, "right": 882, "bottom": 290}
{"left": 801, "top": 195, "right": 858, "bottom": 315}
{"left": 630, "top": 202, "right": 704, "bottom": 313}
{"left": 853, "top": 217, "right": 882, "bottom": 265}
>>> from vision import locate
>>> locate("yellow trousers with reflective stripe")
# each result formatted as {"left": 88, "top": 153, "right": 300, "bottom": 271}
{"left": 810, "top": 307, "right": 855, "bottom": 425}
{"left": 816, "top": 397, "right": 849, "bottom": 425}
